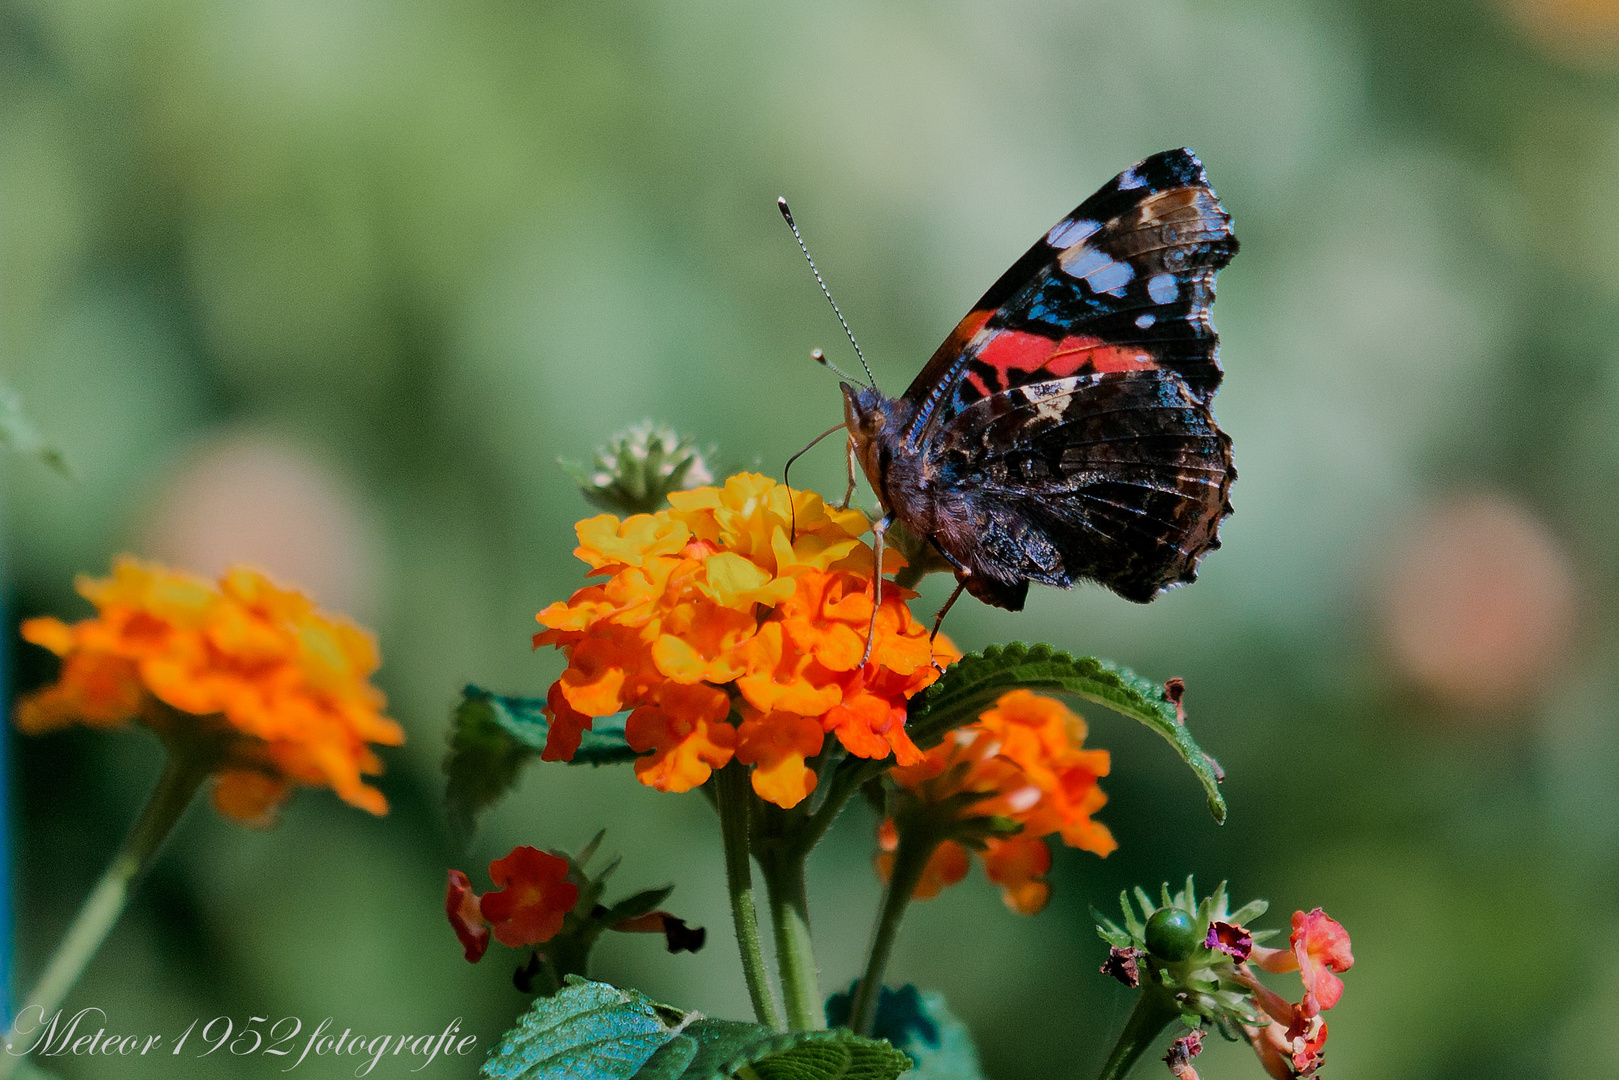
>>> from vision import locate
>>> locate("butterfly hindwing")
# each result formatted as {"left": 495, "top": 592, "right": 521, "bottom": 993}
{"left": 899, "top": 148, "right": 1237, "bottom": 448}
{"left": 928, "top": 370, "right": 1234, "bottom": 603}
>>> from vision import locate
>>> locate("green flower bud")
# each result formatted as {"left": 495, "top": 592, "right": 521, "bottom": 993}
{"left": 560, "top": 422, "right": 715, "bottom": 516}
{"left": 1144, "top": 907, "right": 1200, "bottom": 962}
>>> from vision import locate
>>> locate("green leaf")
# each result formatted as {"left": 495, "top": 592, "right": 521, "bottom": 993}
{"left": 825, "top": 985, "right": 984, "bottom": 1080}
{"left": 443, "top": 686, "right": 640, "bottom": 845}
{"left": 444, "top": 690, "right": 536, "bottom": 848}
{"left": 0, "top": 382, "right": 69, "bottom": 476}
{"left": 636, "top": 1020, "right": 911, "bottom": 1080}
{"left": 470, "top": 685, "right": 641, "bottom": 765}
{"left": 905, "top": 643, "right": 1226, "bottom": 823}
{"left": 484, "top": 979, "right": 909, "bottom": 1080}
{"left": 482, "top": 978, "right": 687, "bottom": 1080}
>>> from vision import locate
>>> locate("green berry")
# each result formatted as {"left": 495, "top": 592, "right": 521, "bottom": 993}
{"left": 1144, "top": 907, "right": 1200, "bottom": 961}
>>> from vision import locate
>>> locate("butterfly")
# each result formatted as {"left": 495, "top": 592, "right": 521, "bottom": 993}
{"left": 791, "top": 148, "right": 1238, "bottom": 649}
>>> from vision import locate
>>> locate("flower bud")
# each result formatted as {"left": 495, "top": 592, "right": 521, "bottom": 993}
{"left": 559, "top": 421, "right": 714, "bottom": 515}
{"left": 1145, "top": 906, "right": 1200, "bottom": 961}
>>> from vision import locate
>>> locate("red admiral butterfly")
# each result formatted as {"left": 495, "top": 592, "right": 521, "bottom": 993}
{"left": 784, "top": 148, "right": 1237, "bottom": 650}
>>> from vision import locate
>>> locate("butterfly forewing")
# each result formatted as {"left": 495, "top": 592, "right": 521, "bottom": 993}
{"left": 900, "top": 148, "right": 1237, "bottom": 447}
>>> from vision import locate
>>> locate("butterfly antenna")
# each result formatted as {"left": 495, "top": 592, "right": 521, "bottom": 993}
{"left": 778, "top": 197, "right": 877, "bottom": 389}
{"left": 810, "top": 347, "right": 862, "bottom": 383}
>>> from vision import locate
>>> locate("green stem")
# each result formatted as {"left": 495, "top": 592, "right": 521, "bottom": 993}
{"left": 2, "top": 751, "right": 211, "bottom": 1077}
{"left": 847, "top": 823, "right": 941, "bottom": 1036}
{"left": 1094, "top": 984, "right": 1182, "bottom": 1080}
{"left": 715, "top": 763, "right": 784, "bottom": 1032}
{"left": 799, "top": 758, "right": 885, "bottom": 854}
{"left": 759, "top": 855, "right": 823, "bottom": 1031}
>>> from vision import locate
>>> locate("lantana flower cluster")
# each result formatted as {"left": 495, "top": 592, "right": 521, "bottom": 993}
{"left": 535, "top": 473, "right": 956, "bottom": 808}
{"left": 18, "top": 556, "right": 404, "bottom": 821}
{"left": 879, "top": 689, "right": 1116, "bottom": 914}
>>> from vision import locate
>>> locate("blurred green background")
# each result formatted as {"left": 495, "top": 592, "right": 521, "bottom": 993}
{"left": 6, "top": 0, "right": 1619, "bottom": 1076}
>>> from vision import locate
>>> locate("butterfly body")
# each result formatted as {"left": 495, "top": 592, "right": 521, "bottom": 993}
{"left": 842, "top": 148, "right": 1238, "bottom": 613}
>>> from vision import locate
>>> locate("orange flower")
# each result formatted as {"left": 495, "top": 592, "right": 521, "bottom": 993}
{"left": 878, "top": 689, "right": 1113, "bottom": 913}
{"left": 1253, "top": 908, "right": 1355, "bottom": 1014}
{"left": 478, "top": 846, "right": 581, "bottom": 948}
{"left": 625, "top": 681, "right": 737, "bottom": 792}
{"left": 534, "top": 474, "right": 955, "bottom": 808}
{"left": 17, "top": 557, "right": 404, "bottom": 821}
{"left": 1242, "top": 909, "right": 1352, "bottom": 1079}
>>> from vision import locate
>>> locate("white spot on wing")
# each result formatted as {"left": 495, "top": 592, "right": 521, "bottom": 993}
{"left": 1136, "top": 313, "right": 1156, "bottom": 328}
{"left": 1046, "top": 218, "right": 1101, "bottom": 249}
{"left": 1089, "top": 260, "right": 1133, "bottom": 295}
{"left": 1022, "top": 382, "right": 1070, "bottom": 424}
{"left": 1148, "top": 273, "right": 1179, "bottom": 304}
{"left": 1060, "top": 246, "right": 1134, "bottom": 294}
{"left": 1062, "top": 247, "right": 1110, "bottom": 277}
{"left": 1118, "top": 167, "right": 1147, "bottom": 190}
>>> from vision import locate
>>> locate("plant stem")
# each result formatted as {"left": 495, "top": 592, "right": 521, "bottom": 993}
{"left": 1, "top": 751, "right": 211, "bottom": 1078}
{"left": 758, "top": 854, "right": 823, "bottom": 1031}
{"left": 715, "top": 763, "right": 784, "bottom": 1032}
{"left": 1094, "top": 984, "right": 1182, "bottom": 1080}
{"left": 848, "top": 822, "right": 941, "bottom": 1037}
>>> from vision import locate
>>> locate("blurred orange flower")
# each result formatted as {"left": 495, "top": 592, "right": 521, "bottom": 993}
{"left": 17, "top": 557, "right": 404, "bottom": 821}
{"left": 878, "top": 689, "right": 1114, "bottom": 913}
{"left": 534, "top": 474, "right": 956, "bottom": 808}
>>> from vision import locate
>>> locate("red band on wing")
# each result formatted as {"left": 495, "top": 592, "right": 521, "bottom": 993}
{"left": 973, "top": 330, "right": 1157, "bottom": 393}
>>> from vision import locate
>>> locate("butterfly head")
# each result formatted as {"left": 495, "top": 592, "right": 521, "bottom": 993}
{"left": 840, "top": 382, "right": 889, "bottom": 437}
{"left": 841, "top": 382, "right": 909, "bottom": 493}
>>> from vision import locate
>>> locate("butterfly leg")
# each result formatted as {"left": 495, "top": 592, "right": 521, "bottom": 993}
{"left": 928, "top": 580, "right": 968, "bottom": 672}
{"left": 860, "top": 512, "right": 894, "bottom": 668}
{"left": 839, "top": 435, "right": 859, "bottom": 510}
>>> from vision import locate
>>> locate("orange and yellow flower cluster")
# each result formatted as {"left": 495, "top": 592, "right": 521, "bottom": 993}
{"left": 534, "top": 474, "right": 956, "bottom": 808}
{"left": 18, "top": 557, "right": 404, "bottom": 821}
{"left": 879, "top": 689, "right": 1115, "bottom": 914}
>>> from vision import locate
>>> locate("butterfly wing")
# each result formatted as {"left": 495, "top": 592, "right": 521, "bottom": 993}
{"left": 898, "top": 148, "right": 1237, "bottom": 450}
{"left": 893, "top": 148, "right": 1238, "bottom": 606}
{"left": 925, "top": 370, "right": 1234, "bottom": 604}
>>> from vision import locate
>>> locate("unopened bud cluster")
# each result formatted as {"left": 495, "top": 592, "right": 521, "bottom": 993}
{"left": 560, "top": 421, "right": 714, "bottom": 515}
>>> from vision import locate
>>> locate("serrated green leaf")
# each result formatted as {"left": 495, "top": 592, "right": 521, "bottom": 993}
{"left": 635, "top": 1019, "right": 911, "bottom": 1080}
{"left": 472, "top": 686, "right": 641, "bottom": 765}
{"left": 482, "top": 978, "right": 686, "bottom": 1080}
{"left": 745, "top": 1032, "right": 912, "bottom": 1080}
{"left": 444, "top": 686, "right": 641, "bottom": 845}
{"left": 444, "top": 691, "right": 538, "bottom": 848}
{"left": 906, "top": 643, "right": 1225, "bottom": 822}
{"left": 825, "top": 984, "right": 982, "bottom": 1080}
